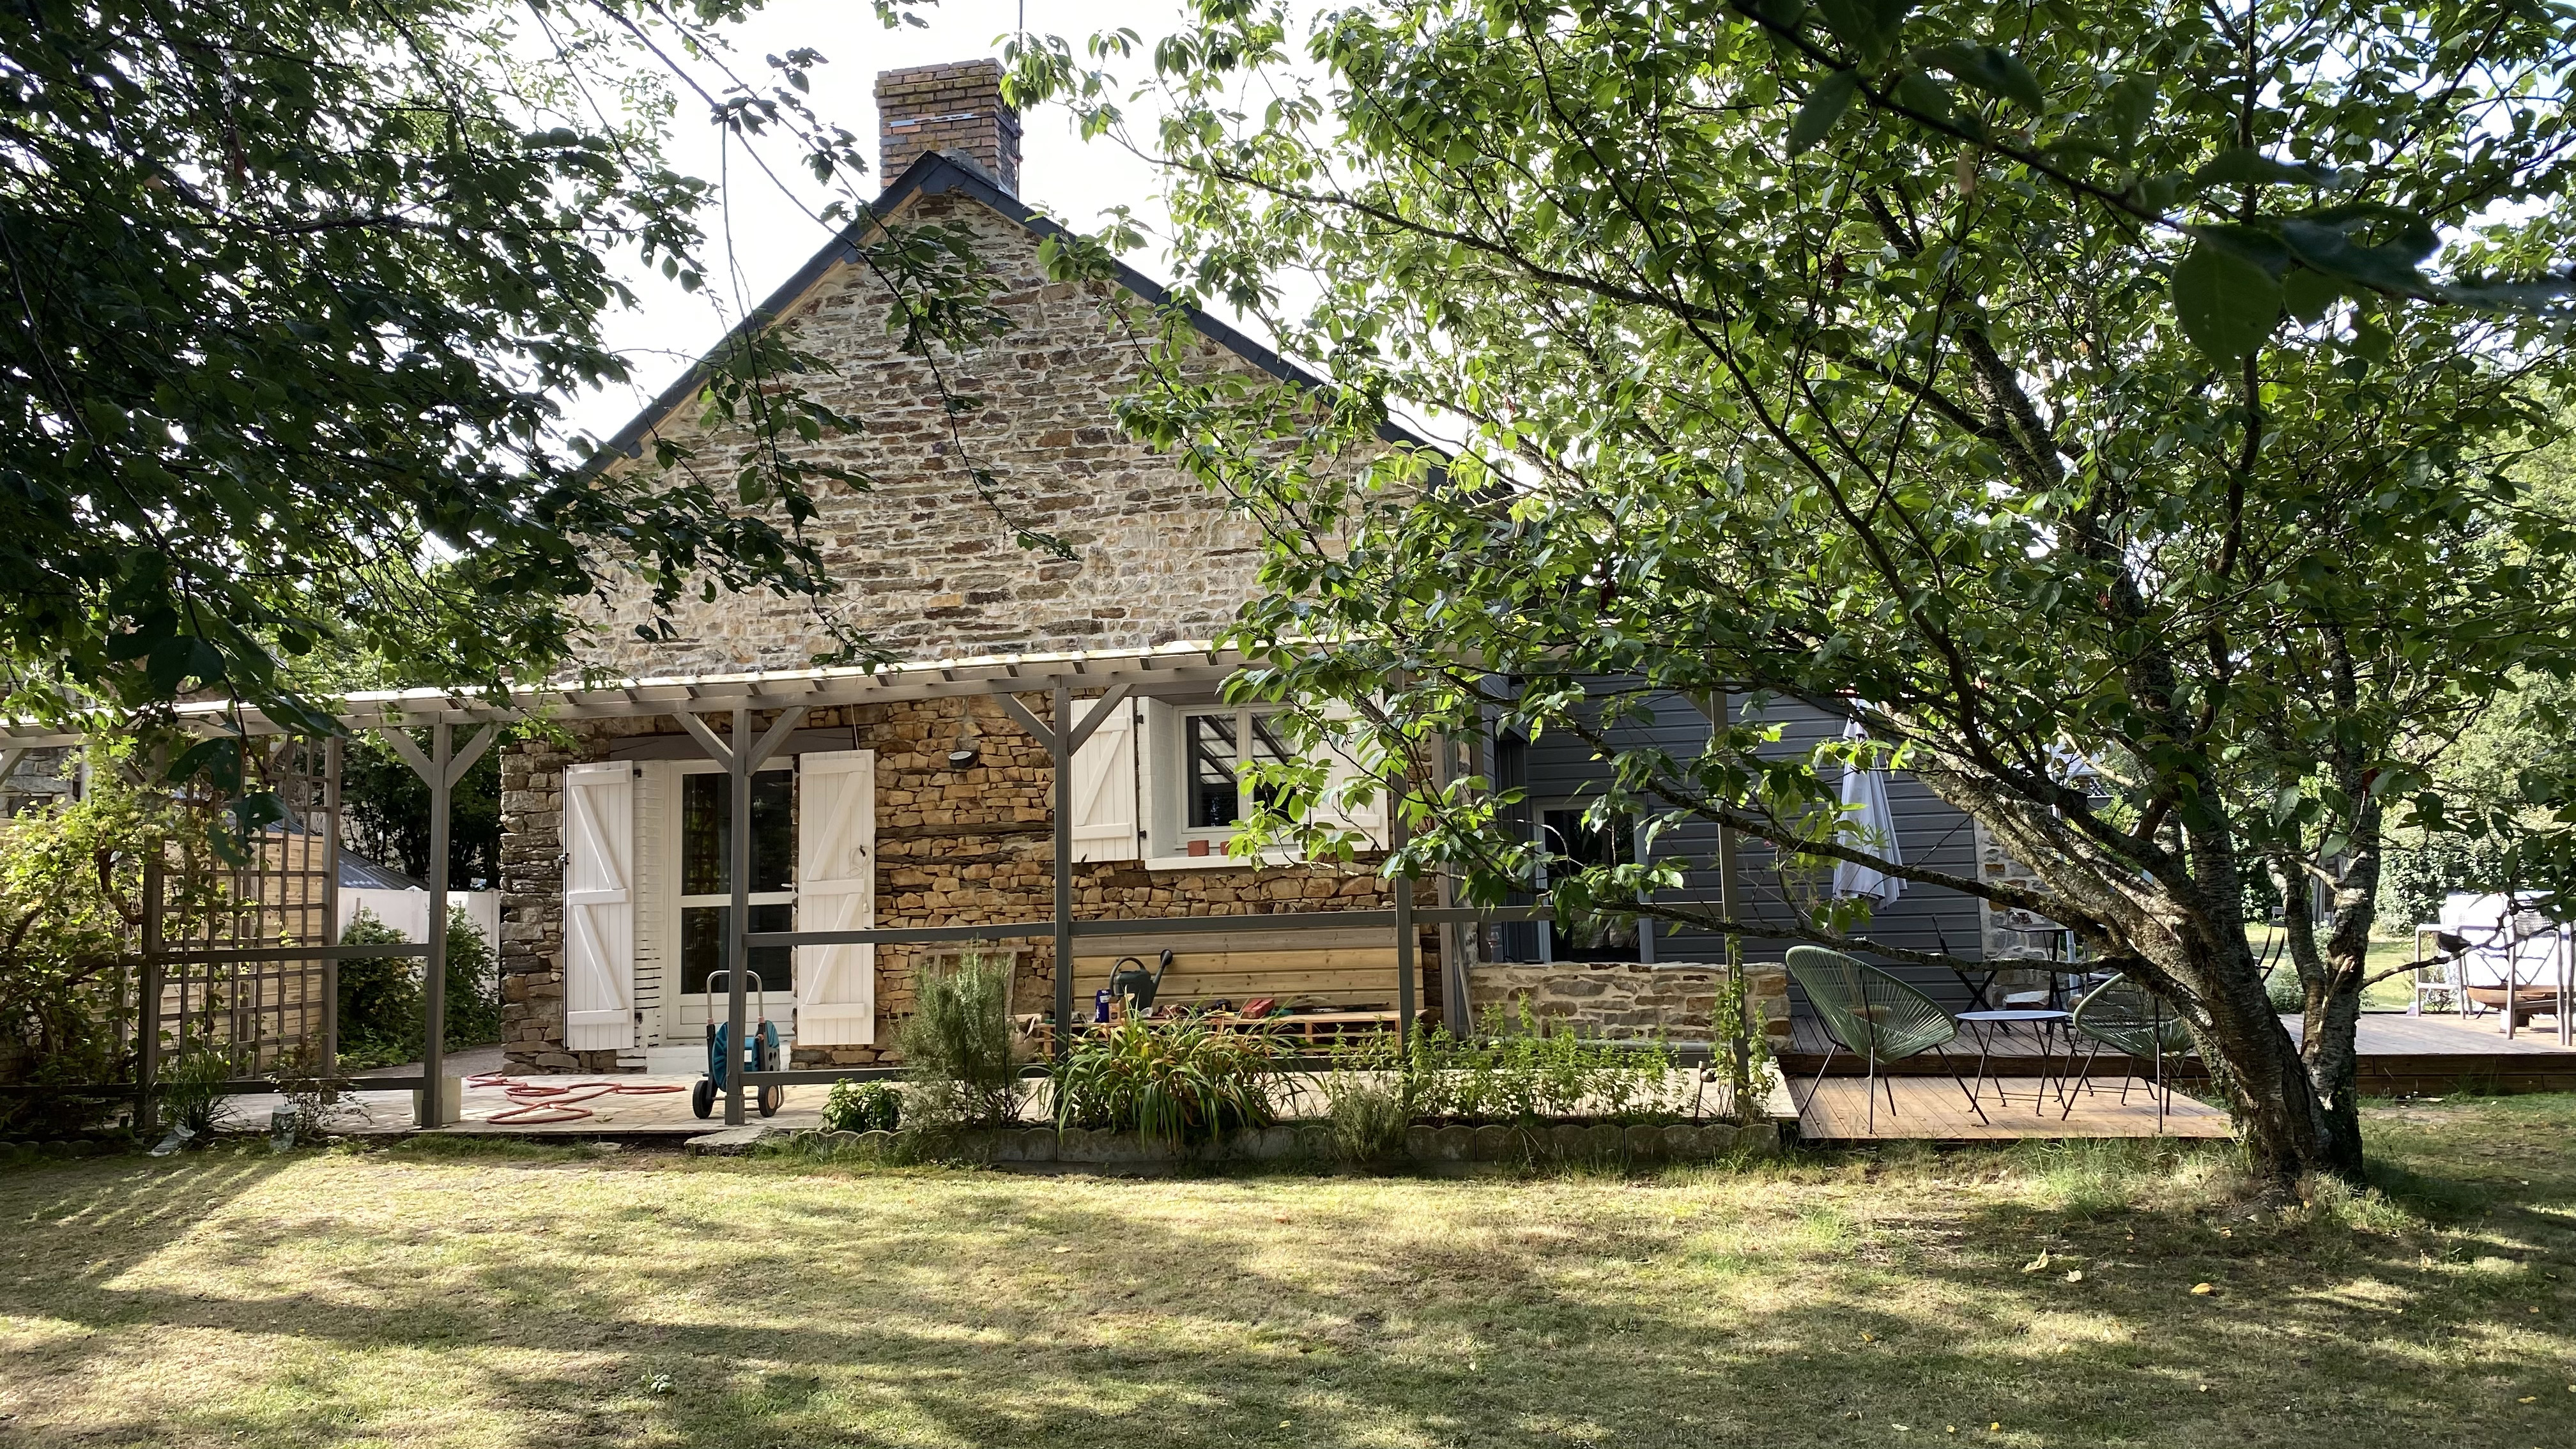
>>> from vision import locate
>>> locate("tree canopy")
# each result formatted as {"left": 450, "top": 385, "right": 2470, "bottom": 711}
{"left": 1011, "top": 0, "right": 2576, "bottom": 1184}
{"left": 0, "top": 0, "right": 997, "bottom": 792}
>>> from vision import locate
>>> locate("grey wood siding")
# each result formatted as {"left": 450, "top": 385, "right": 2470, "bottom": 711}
{"left": 1504, "top": 689, "right": 1990, "bottom": 1009}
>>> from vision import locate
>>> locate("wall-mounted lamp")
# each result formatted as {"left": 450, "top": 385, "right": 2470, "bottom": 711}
{"left": 947, "top": 709, "right": 982, "bottom": 769}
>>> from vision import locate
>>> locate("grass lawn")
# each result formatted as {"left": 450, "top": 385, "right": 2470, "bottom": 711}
{"left": 4, "top": 1101, "right": 2576, "bottom": 1448}
{"left": 2244, "top": 925, "right": 2423, "bottom": 1009}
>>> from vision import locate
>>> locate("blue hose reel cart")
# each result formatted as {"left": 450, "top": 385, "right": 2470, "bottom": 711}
{"left": 691, "top": 969, "right": 787, "bottom": 1119}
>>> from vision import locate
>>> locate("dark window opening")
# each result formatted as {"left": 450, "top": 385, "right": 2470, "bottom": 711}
{"left": 680, "top": 770, "right": 793, "bottom": 895}
{"left": 1543, "top": 807, "right": 1642, "bottom": 962}
{"left": 679, "top": 903, "right": 794, "bottom": 996}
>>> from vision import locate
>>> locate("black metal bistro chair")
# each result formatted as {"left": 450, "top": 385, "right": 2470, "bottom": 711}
{"left": 1785, "top": 946, "right": 1990, "bottom": 1132}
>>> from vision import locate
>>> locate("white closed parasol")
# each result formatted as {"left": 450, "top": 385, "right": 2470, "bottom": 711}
{"left": 1832, "top": 716, "right": 1905, "bottom": 904}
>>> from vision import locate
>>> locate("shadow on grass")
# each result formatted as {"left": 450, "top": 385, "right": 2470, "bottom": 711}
{"left": 0, "top": 1101, "right": 2572, "bottom": 1448}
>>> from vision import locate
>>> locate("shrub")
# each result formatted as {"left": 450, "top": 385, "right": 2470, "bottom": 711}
{"left": 1050, "top": 1016, "right": 1279, "bottom": 1149}
{"left": 2379, "top": 832, "right": 2513, "bottom": 928}
{"left": 1322, "top": 1072, "right": 1410, "bottom": 1164}
{"left": 898, "top": 953, "right": 1022, "bottom": 1129}
{"left": 438, "top": 907, "right": 502, "bottom": 1048}
{"left": 334, "top": 905, "right": 502, "bottom": 1069}
{"left": 1397, "top": 1004, "right": 1682, "bottom": 1124}
{"left": 822, "top": 1079, "right": 901, "bottom": 1134}
{"left": 2265, "top": 969, "right": 2307, "bottom": 1013}
{"left": 154, "top": 1040, "right": 237, "bottom": 1142}
{"left": 335, "top": 908, "right": 421, "bottom": 1066}
{"left": 1, "top": 770, "right": 229, "bottom": 1135}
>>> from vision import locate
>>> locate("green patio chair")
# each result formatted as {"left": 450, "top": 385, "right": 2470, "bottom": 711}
{"left": 2061, "top": 974, "right": 2196, "bottom": 1132}
{"left": 1784, "top": 946, "right": 1989, "bottom": 1131}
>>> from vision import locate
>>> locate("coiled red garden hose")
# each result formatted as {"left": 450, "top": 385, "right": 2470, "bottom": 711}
{"left": 464, "top": 1073, "right": 686, "bottom": 1125}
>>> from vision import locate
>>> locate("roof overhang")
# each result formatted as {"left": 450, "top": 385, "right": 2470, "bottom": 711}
{"left": 1, "top": 640, "right": 1257, "bottom": 747}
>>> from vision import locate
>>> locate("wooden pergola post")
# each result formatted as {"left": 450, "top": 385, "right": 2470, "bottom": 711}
{"left": 381, "top": 720, "right": 500, "bottom": 1128}
{"left": 993, "top": 682, "right": 1129, "bottom": 1064}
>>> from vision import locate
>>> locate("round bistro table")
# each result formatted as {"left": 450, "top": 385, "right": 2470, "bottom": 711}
{"left": 1955, "top": 1008, "right": 2076, "bottom": 1113}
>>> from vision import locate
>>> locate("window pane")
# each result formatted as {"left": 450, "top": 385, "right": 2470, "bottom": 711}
{"left": 749, "top": 772, "right": 793, "bottom": 891}
{"left": 679, "top": 771, "right": 795, "bottom": 895}
{"left": 679, "top": 903, "right": 794, "bottom": 996}
{"left": 1542, "top": 808, "right": 1639, "bottom": 961}
{"left": 1245, "top": 710, "right": 1291, "bottom": 814}
{"left": 1187, "top": 713, "right": 1239, "bottom": 828}
{"left": 681, "top": 774, "right": 724, "bottom": 896}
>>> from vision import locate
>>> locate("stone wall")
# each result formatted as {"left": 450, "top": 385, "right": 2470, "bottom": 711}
{"left": 1970, "top": 817, "right": 2064, "bottom": 1000}
{"left": 500, "top": 696, "right": 1411, "bottom": 1073}
{"left": 1468, "top": 960, "right": 1792, "bottom": 1052}
{"left": 502, "top": 134, "right": 1411, "bottom": 1071}
{"left": 576, "top": 191, "right": 1308, "bottom": 680}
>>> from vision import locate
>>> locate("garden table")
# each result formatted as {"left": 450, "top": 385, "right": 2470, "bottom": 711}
{"left": 1956, "top": 1008, "right": 2076, "bottom": 1114}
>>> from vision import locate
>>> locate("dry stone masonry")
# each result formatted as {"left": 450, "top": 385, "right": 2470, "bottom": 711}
{"left": 1469, "top": 960, "right": 1792, "bottom": 1051}
{"left": 578, "top": 193, "right": 1287, "bottom": 678}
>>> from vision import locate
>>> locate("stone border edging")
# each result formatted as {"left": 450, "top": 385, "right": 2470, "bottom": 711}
{"left": 774, "top": 1118, "right": 1781, "bottom": 1166}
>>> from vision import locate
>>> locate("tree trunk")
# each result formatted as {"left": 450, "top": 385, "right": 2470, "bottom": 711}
{"left": 2158, "top": 878, "right": 2366, "bottom": 1188}
{"left": 2182, "top": 951, "right": 2366, "bottom": 1185}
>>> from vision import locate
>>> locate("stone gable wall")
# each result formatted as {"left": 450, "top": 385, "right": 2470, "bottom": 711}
{"left": 576, "top": 193, "right": 1300, "bottom": 680}
{"left": 500, "top": 186, "right": 1415, "bottom": 1071}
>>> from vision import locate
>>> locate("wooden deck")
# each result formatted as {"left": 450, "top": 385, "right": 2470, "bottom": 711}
{"left": 1782, "top": 1008, "right": 2576, "bottom": 1095}
{"left": 1795, "top": 1075, "right": 2233, "bottom": 1141}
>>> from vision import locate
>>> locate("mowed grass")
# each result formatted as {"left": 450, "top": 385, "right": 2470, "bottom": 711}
{"left": 4, "top": 1101, "right": 2576, "bottom": 1448}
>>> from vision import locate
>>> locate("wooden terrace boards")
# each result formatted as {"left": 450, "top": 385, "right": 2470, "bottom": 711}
{"left": 1783, "top": 1009, "right": 2576, "bottom": 1096}
{"left": 1793, "top": 1075, "right": 2233, "bottom": 1142}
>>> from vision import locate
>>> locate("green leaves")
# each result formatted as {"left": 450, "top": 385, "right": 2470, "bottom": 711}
{"left": 2279, "top": 217, "right": 2434, "bottom": 298}
{"left": 2196, "top": 149, "right": 2338, "bottom": 188}
{"left": 2171, "top": 239, "right": 2281, "bottom": 361}
{"left": 1813, "top": 0, "right": 1917, "bottom": 63}
{"left": 1106, "top": 0, "right": 2576, "bottom": 1186}
{"left": 0, "top": 0, "right": 1025, "bottom": 769}
{"left": 1788, "top": 69, "right": 1859, "bottom": 154}
{"left": 1915, "top": 42, "right": 2044, "bottom": 112}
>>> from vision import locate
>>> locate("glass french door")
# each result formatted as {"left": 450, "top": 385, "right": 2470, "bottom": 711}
{"left": 672, "top": 763, "right": 797, "bottom": 1036}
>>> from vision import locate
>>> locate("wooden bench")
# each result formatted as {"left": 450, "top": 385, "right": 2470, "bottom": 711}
{"left": 1071, "top": 926, "right": 1411, "bottom": 1013}
{"left": 1006, "top": 926, "right": 1417, "bottom": 1052}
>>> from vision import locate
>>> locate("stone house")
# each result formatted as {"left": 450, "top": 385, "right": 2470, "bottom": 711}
{"left": 491, "top": 59, "right": 2015, "bottom": 1078}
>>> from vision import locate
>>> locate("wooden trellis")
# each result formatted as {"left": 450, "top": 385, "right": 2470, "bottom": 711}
{"left": 139, "top": 739, "right": 343, "bottom": 1085}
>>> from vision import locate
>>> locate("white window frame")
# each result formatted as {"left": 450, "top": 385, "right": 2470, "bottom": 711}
{"left": 666, "top": 757, "right": 797, "bottom": 1026}
{"left": 1139, "top": 702, "right": 1305, "bottom": 871}
{"left": 1175, "top": 705, "right": 1291, "bottom": 848}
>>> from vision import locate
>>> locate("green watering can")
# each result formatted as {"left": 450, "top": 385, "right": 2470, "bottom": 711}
{"left": 1108, "top": 949, "right": 1174, "bottom": 1010}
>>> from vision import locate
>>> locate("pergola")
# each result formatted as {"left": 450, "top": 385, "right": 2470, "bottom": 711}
{"left": 4, "top": 641, "right": 1629, "bottom": 1130}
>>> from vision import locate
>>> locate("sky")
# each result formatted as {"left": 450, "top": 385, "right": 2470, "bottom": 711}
{"left": 569, "top": 0, "right": 1202, "bottom": 443}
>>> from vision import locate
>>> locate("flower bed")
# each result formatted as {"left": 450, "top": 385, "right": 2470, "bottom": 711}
{"left": 776, "top": 1117, "right": 1779, "bottom": 1168}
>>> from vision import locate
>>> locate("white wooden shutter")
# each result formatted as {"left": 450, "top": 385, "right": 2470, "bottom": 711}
{"left": 562, "top": 762, "right": 636, "bottom": 1050}
{"left": 1069, "top": 696, "right": 1141, "bottom": 862}
{"left": 795, "top": 749, "right": 876, "bottom": 1045}
{"left": 1318, "top": 700, "right": 1390, "bottom": 848}
{"left": 1139, "top": 698, "right": 1177, "bottom": 857}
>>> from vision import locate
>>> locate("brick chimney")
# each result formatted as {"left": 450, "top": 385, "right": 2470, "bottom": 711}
{"left": 875, "top": 59, "right": 1022, "bottom": 194}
